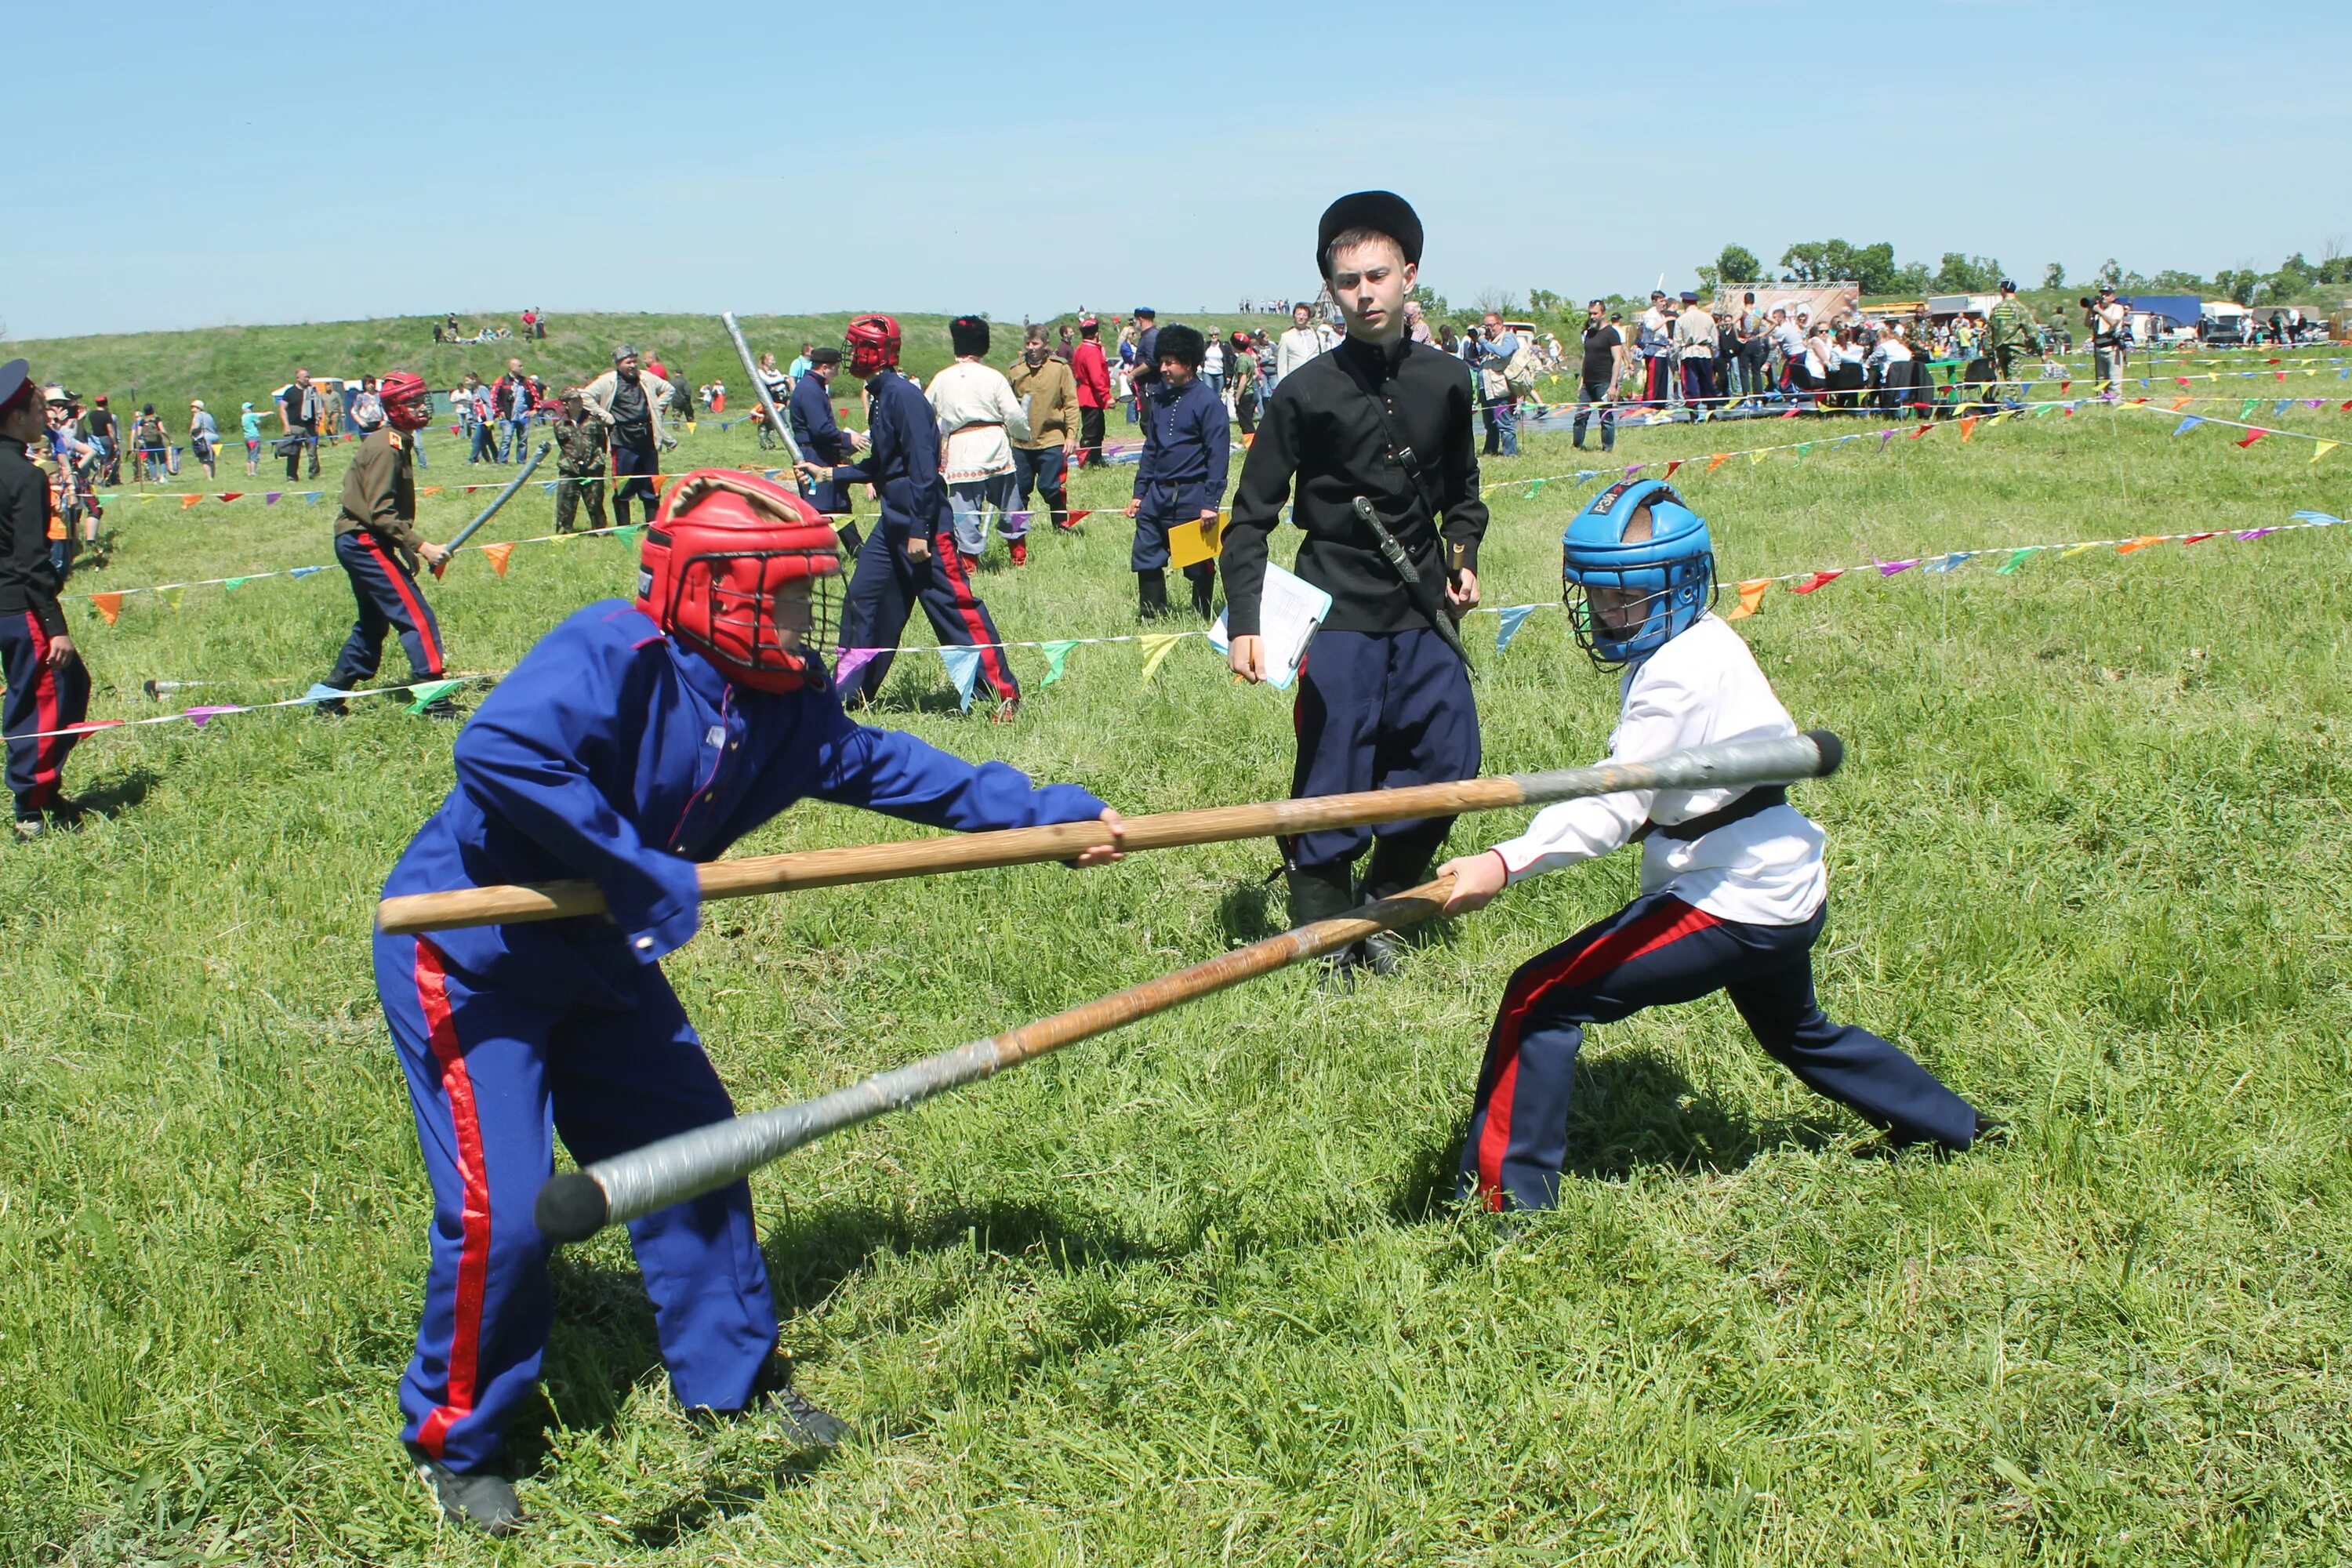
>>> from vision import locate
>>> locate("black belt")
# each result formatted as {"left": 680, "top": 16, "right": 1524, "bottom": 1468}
{"left": 1633, "top": 785, "right": 1788, "bottom": 844}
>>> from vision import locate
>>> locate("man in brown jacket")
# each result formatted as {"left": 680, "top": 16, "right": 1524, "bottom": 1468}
{"left": 317, "top": 372, "right": 456, "bottom": 715}
{"left": 1006, "top": 325, "right": 1080, "bottom": 543}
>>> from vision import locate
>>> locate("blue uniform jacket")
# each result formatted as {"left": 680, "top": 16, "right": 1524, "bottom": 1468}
{"left": 1133, "top": 374, "right": 1230, "bottom": 521}
{"left": 385, "top": 600, "right": 1106, "bottom": 1002}
{"left": 829, "top": 370, "right": 945, "bottom": 542}
{"left": 788, "top": 371, "right": 852, "bottom": 512}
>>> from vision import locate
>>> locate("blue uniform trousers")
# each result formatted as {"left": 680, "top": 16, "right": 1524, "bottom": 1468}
{"left": 837, "top": 523, "right": 1019, "bottom": 706}
{"left": 326, "top": 531, "right": 445, "bottom": 690}
{"left": 376, "top": 931, "right": 778, "bottom": 1474}
{"left": 0, "top": 611, "right": 89, "bottom": 811}
{"left": 1287, "top": 627, "right": 1479, "bottom": 882}
{"left": 1456, "top": 891, "right": 1981, "bottom": 1212}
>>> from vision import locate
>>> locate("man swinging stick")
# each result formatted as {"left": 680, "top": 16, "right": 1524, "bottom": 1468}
{"left": 375, "top": 470, "right": 1122, "bottom": 1534}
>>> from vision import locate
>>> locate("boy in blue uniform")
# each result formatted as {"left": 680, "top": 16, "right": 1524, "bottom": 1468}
{"left": 1123, "top": 325, "right": 1229, "bottom": 620}
{"left": 808, "top": 314, "right": 1023, "bottom": 718}
{"left": 786, "top": 347, "right": 858, "bottom": 515}
{"left": 376, "top": 470, "right": 1123, "bottom": 1533}
{"left": 1436, "top": 480, "right": 1984, "bottom": 1212}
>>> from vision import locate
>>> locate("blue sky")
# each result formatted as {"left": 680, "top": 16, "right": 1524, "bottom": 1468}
{"left": 9, "top": 0, "right": 2349, "bottom": 340}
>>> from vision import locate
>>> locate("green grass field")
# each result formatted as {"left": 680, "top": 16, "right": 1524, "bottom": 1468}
{"left": 3, "top": 349, "right": 2350, "bottom": 1565}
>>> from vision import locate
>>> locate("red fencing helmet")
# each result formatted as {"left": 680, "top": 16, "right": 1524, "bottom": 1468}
{"left": 379, "top": 371, "right": 433, "bottom": 431}
{"left": 638, "top": 470, "right": 843, "bottom": 693}
{"left": 844, "top": 314, "right": 902, "bottom": 376}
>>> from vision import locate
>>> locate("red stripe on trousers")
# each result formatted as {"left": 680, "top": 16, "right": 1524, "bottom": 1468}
{"left": 1474, "top": 896, "right": 1721, "bottom": 1208}
{"left": 412, "top": 940, "right": 491, "bottom": 1459}
{"left": 363, "top": 535, "right": 445, "bottom": 675}
{"left": 934, "top": 539, "right": 1015, "bottom": 698}
{"left": 23, "top": 613, "right": 62, "bottom": 804}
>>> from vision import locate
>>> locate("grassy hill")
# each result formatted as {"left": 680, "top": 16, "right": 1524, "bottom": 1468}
{"left": 3, "top": 310, "right": 1294, "bottom": 421}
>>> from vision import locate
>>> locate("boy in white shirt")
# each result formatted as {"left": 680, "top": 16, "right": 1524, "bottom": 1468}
{"left": 927, "top": 315, "right": 1031, "bottom": 564}
{"left": 1436, "top": 479, "right": 1984, "bottom": 1211}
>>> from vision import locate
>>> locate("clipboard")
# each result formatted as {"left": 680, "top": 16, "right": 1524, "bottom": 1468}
{"left": 1207, "top": 560, "right": 1330, "bottom": 690}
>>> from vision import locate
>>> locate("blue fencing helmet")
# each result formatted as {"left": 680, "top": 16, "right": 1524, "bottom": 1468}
{"left": 1560, "top": 479, "right": 1715, "bottom": 666}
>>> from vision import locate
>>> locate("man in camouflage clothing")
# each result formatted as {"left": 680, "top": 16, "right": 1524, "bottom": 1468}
{"left": 1984, "top": 279, "right": 2038, "bottom": 396}
{"left": 551, "top": 393, "right": 609, "bottom": 535}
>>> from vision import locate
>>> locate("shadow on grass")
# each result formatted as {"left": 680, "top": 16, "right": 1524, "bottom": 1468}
{"left": 71, "top": 764, "right": 158, "bottom": 822}
{"left": 1386, "top": 1047, "right": 1844, "bottom": 1221}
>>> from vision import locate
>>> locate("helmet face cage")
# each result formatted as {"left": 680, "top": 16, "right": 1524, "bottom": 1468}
{"left": 1563, "top": 552, "right": 1716, "bottom": 668}
{"left": 677, "top": 548, "right": 840, "bottom": 686}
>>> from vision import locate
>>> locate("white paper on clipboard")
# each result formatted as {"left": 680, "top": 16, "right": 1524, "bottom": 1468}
{"left": 1207, "top": 561, "right": 1331, "bottom": 690}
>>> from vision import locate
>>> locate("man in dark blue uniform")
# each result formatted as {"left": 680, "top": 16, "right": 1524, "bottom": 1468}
{"left": 1123, "top": 325, "right": 1229, "bottom": 620}
{"left": 1223, "top": 192, "right": 1486, "bottom": 975}
{"left": 376, "top": 470, "right": 1123, "bottom": 1534}
{"left": 804, "top": 314, "right": 1023, "bottom": 720}
{"left": 787, "top": 347, "right": 858, "bottom": 515}
{"left": 0, "top": 360, "right": 91, "bottom": 837}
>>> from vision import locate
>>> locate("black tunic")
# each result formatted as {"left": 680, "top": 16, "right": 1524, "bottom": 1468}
{"left": 0, "top": 444, "right": 67, "bottom": 638}
{"left": 1222, "top": 334, "right": 1488, "bottom": 637}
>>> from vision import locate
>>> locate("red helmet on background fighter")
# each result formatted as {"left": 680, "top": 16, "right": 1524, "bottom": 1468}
{"left": 638, "top": 470, "right": 842, "bottom": 693}
{"left": 844, "top": 314, "right": 902, "bottom": 376}
{"left": 378, "top": 371, "right": 434, "bottom": 432}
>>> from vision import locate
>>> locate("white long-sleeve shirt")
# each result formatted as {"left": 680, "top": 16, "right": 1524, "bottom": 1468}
{"left": 926, "top": 360, "right": 1030, "bottom": 482}
{"left": 1276, "top": 324, "right": 1335, "bottom": 382}
{"left": 1487, "top": 614, "right": 1828, "bottom": 926}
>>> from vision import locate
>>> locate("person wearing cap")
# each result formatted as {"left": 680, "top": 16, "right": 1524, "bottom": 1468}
{"left": 1984, "top": 280, "right": 2036, "bottom": 397}
{"left": 1007, "top": 326, "right": 1080, "bottom": 538}
{"left": 927, "top": 317, "right": 1033, "bottom": 565}
{"left": 187, "top": 400, "right": 221, "bottom": 481}
{"left": 1131, "top": 308, "right": 1162, "bottom": 406}
{"left": 1222, "top": 191, "right": 1488, "bottom": 975}
{"left": 786, "top": 347, "right": 859, "bottom": 515}
{"left": 239, "top": 401, "right": 263, "bottom": 477}
{"left": 316, "top": 372, "right": 456, "bottom": 715}
{"left": 550, "top": 392, "right": 610, "bottom": 535}
{"left": 42, "top": 389, "right": 100, "bottom": 577}
{"left": 1124, "top": 324, "right": 1228, "bottom": 620}
{"left": 578, "top": 347, "right": 676, "bottom": 530}
{"left": 1071, "top": 316, "right": 1112, "bottom": 467}
{"left": 0, "top": 361, "right": 91, "bottom": 837}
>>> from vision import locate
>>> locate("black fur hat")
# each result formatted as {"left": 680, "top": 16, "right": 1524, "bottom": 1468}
{"left": 949, "top": 315, "right": 991, "bottom": 357}
{"left": 1153, "top": 324, "right": 1205, "bottom": 368}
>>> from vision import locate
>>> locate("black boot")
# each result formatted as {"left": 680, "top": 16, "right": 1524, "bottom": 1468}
{"left": 1352, "top": 826, "right": 1450, "bottom": 976}
{"left": 1189, "top": 569, "right": 1214, "bottom": 619}
{"left": 413, "top": 1457, "right": 523, "bottom": 1537}
{"left": 1286, "top": 865, "right": 1367, "bottom": 984}
{"left": 692, "top": 1355, "right": 849, "bottom": 1449}
{"left": 1137, "top": 568, "right": 1168, "bottom": 621}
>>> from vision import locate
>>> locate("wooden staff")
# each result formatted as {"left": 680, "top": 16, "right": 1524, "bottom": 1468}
{"left": 535, "top": 874, "right": 1456, "bottom": 1240}
{"left": 379, "top": 731, "right": 1842, "bottom": 936}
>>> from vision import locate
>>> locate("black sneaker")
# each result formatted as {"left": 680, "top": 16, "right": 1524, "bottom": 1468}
{"left": 414, "top": 1458, "right": 523, "bottom": 1537}
{"left": 692, "top": 1357, "right": 849, "bottom": 1450}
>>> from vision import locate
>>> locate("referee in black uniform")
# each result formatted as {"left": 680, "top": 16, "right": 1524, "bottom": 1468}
{"left": 1221, "top": 192, "right": 1486, "bottom": 974}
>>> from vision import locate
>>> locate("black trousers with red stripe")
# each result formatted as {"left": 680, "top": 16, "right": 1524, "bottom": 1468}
{"left": 326, "top": 530, "right": 446, "bottom": 691}
{"left": 1457, "top": 890, "right": 1980, "bottom": 1211}
{"left": 836, "top": 524, "right": 1019, "bottom": 706}
{"left": 1, "top": 612, "right": 90, "bottom": 812}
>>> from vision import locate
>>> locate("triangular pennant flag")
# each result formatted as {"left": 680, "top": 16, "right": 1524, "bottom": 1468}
{"left": 404, "top": 679, "right": 466, "bottom": 714}
{"left": 615, "top": 522, "right": 647, "bottom": 544}
{"left": 90, "top": 592, "right": 123, "bottom": 625}
{"left": 1790, "top": 569, "right": 1843, "bottom": 595}
{"left": 648, "top": 474, "right": 673, "bottom": 495}
{"left": 183, "top": 705, "right": 243, "bottom": 728}
{"left": 2183, "top": 532, "right": 2219, "bottom": 545}
{"left": 264, "top": 492, "right": 282, "bottom": 505}
{"left": 419, "top": 485, "right": 443, "bottom": 495}
{"left": 1622, "top": 464, "right": 1643, "bottom": 479}
{"left": 1706, "top": 452, "right": 1729, "bottom": 471}
{"left": 1038, "top": 639, "right": 1079, "bottom": 688}
{"left": 1878, "top": 430, "right": 1896, "bottom": 450}
{"left": 1909, "top": 423, "right": 1932, "bottom": 440}
{"left": 2060, "top": 543, "right": 2100, "bottom": 558}
{"left": 833, "top": 647, "right": 884, "bottom": 689}
{"left": 541, "top": 481, "right": 557, "bottom": 495}
{"left": 2058, "top": 380, "right": 2071, "bottom": 393}
{"left": 940, "top": 647, "right": 982, "bottom": 710}
{"left": 1958, "top": 416, "right": 1978, "bottom": 442}
{"left": 303, "top": 492, "right": 321, "bottom": 503}
{"left": 1925, "top": 552, "right": 1969, "bottom": 573}
{"left": 2115, "top": 535, "right": 2163, "bottom": 554}
{"left": 1664, "top": 459, "right": 1682, "bottom": 478}
{"left": 1722, "top": 579, "right": 1770, "bottom": 621}
{"left": 224, "top": 577, "right": 251, "bottom": 591}
{"left": 2173, "top": 416, "right": 2204, "bottom": 435}
{"left": 1748, "top": 448, "right": 1766, "bottom": 466}
{"left": 1997, "top": 548, "right": 2034, "bottom": 574}
{"left": 1794, "top": 442, "right": 1812, "bottom": 458}
{"left": 2173, "top": 394, "right": 2201, "bottom": 410}
{"left": 2313, "top": 441, "right": 2339, "bottom": 465}
{"left": 1065, "top": 509, "right": 1092, "bottom": 527}
{"left": 162, "top": 586, "right": 186, "bottom": 610}
{"left": 1138, "top": 633, "right": 1185, "bottom": 682}
{"left": 482, "top": 542, "right": 515, "bottom": 576}
{"left": 2234, "top": 528, "right": 2275, "bottom": 542}
{"left": 1494, "top": 605, "right": 1536, "bottom": 653}
{"left": 2239, "top": 398, "right": 2261, "bottom": 419}
{"left": 2234, "top": 430, "right": 2267, "bottom": 449}
{"left": 1876, "top": 558, "right": 1915, "bottom": 577}
{"left": 216, "top": 492, "right": 243, "bottom": 504}
{"left": 1526, "top": 478, "right": 1547, "bottom": 496}
{"left": 180, "top": 494, "right": 203, "bottom": 510}
{"left": 289, "top": 564, "right": 325, "bottom": 578}
{"left": 2276, "top": 401, "right": 2293, "bottom": 416}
